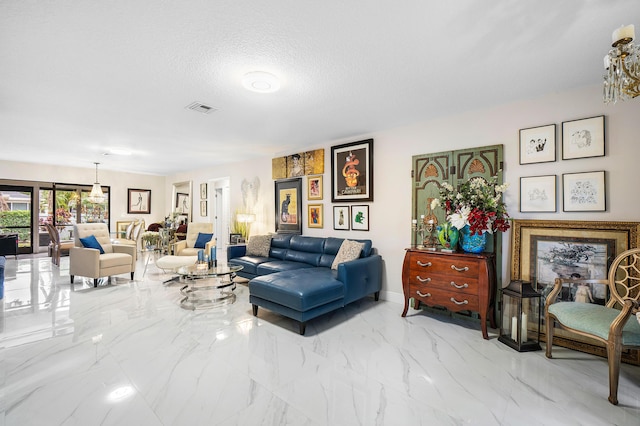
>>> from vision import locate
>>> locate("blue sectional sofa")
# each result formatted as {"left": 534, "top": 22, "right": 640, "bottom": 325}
{"left": 227, "top": 234, "right": 382, "bottom": 334}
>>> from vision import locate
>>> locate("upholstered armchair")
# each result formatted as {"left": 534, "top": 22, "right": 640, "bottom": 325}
{"left": 112, "top": 219, "right": 145, "bottom": 251}
{"left": 70, "top": 223, "right": 136, "bottom": 287}
{"left": 545, "top": 247, "right": 640, "bottom": 405}
{"left": 172, "top": 222, "right": 215, "bottom": 256}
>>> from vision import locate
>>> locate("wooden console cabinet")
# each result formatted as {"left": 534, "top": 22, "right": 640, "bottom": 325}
{"left": 401, "top": 248, "right": 497, "bottom": 339}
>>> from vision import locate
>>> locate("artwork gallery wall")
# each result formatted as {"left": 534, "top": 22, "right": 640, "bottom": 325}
{"left": 2, "top": 83, "right": 639, "bottom": 303}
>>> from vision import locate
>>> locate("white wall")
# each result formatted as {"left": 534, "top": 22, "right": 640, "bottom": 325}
{"left": 3, "top": 83, "right": 639, "bottom": 303}
{"left": 167, "top": 83, "right": 640, "bottom": 303}
{"left": 0, "top": 160, "right": 167, "bottom": 228}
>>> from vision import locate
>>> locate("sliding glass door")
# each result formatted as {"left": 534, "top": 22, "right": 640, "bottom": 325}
{"left": 0, "top": 185, "right": 34, "bottom": 254}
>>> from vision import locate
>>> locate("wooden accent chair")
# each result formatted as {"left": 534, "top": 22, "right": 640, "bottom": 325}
{"left": 545, "top": 247, "right": 640, "bottom": 405}
{"left": 45, "top": 223, "right": 73, "bottom": 266}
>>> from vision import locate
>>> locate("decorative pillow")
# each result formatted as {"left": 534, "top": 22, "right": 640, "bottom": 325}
{"left": 331, "top": 240, "right": 364, "bottom": 270}
{"left": 124, "top": 222, "right": 135, "bottom": 240}
{"left": 80, "top": 235, "right": 105, "bottom": 254}
{"left": 194, "top": 232, "right": 213, "bottom": 249}
{"left": 246, "top": 235, "right": 271, "bottom": 257}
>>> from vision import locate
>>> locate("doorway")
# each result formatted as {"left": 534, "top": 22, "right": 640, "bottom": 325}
{"left": 209, "top": 178, "right": 230, "bottom": 249}
{"left": 0, "top": 185, "right": 34, "bottom": 254}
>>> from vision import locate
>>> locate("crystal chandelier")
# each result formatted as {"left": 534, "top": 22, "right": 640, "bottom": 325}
{"left": 88, "top": 162, "right": 105, "bottom": 203}
{"left": 604, "top": 24, "right": 639, "bottom": 103}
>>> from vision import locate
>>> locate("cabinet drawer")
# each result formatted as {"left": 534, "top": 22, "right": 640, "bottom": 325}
{"left": 408, "top": 270, "right": 478, "bottom": 294}
{"left": 408, "top": 255, "right": 479, "bottom": 277}
{"left": 411, "top": 285, "right": 479, "bottom": 312}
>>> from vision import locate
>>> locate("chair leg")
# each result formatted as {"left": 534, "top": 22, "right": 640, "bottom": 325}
{"left": 252, "top": 304, "right": 258, "bottom": 316}
{"left": 299, "top": 322, "right": 306, "bottom": 335}
{"left": 94, "top": 278, "right": 98, "bottom": 288}
{"left": 374, "top": 291, "right": 380, "bottom": 301}
{"left": 70, "top": 275, "right": 74, "bottom": 284}
{"left": 607, "top": 342, "right": 622, "bottom": 405}
{"left": 131, "top": 272, "right": 135, "bottom": 280}
{"left": 545, "top": 315, "right": 554, "bottom": 358}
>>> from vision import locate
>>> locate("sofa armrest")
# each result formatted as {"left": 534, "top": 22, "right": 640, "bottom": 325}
{"left": 113, "top": 244, "right": 137, "bottom": 269}
{"left": 337, "top": 254, "right": 382, "bottom": 305}
{"left": 70, "top": 247, "right": 100, "bottom": 277}
{"left": 172, "top": 240, "right": 187, "bottom": 255}
{"left": 227, "top": 244, "right": 247, "bottom": 260}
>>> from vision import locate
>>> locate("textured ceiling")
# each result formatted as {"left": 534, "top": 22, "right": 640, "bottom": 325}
{"left": 1, "top": 1, "right": 638, "bottom": 175}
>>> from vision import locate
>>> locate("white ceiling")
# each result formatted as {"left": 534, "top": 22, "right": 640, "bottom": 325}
{"left": 1, "top": 1, "right": 638, "bottom": 176}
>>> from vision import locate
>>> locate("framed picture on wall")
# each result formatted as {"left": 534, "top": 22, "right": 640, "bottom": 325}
{"left": 307, "top": 175, "right": 323, "bottom": 200}
{"left": 307, "top": 204, "right": 323, "bottom": 228}
{"left": 127, "top": 189, "right": 151, "bottom": 214}
{"left": 520, "top": 175, "right": 556, "bottom": 212}
{"left": 333, "top": 206, "right": 349, "bottom": 230}
{"left": 563, "top": 171, "right": 606, "bottom": 212}
{"left": 519, "top": 124, "right": 556, "bottom": 164}
{"left": 176, "top": 192, "right": 190, "bottom": 215}
{"left": 331, "top": 139, "right": 374, "bottom": 202}
{"left": 562, "top": 115, "right": 605, "bottom": 160}
{"left": 200, "top": 183, "right": 207, "bottom": 199}
{"left": 275, "top": 178, "right": 302, "bottom": 234}
{"left": 200, "top": 200, "right": 207, "bottom": 217}
{"left": 351, "top": 205, "right": 369, "bottom": 231}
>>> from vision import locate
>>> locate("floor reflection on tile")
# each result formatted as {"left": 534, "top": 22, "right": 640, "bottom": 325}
{"left": 1, "top": 255, "right": 639, "bottom": 425}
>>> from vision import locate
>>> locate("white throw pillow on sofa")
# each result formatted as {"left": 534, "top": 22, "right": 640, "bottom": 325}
{"left": 246, "top": 235, "right": 271, "bottom": 257}
{"left": 331, "top": 240, "right": 364, "bottom": 270}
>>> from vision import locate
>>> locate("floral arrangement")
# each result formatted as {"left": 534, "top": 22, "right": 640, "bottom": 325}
{"left": 431, "top": 175, "right": 510, "bottom": 235}
{"left": 141, "top": 231, "right": 160, "bottom": 247}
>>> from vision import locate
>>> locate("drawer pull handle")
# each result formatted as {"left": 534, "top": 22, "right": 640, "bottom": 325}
{"left": 417, "top": 261, "right": 432, "bottom": 267}
{"left": 417, "top": 276, "right": 431, "bottom": 283}
{"left": 450, "top": 265, "right": 469, "bottom": 272}
{"left": 416, "top": 291, "right": 431, "bottom": 297}
{"left": 450, "top": 281, "right": 469, "bottom": 289}
{"left": 450, "top": 297, "right": 469, "bottom": 305}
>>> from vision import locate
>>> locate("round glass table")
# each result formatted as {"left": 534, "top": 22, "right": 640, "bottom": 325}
{"left": 175, "top": 264, "right": 243, "bottom": 310}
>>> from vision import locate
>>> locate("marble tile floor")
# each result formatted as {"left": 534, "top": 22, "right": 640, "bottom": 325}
{"left": 1, "top": 254, "right": 639, "bottom": 426}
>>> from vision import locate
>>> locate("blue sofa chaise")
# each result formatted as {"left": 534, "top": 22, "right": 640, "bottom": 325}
{"left": 227, "top": 234, "right": 382, "bottom": 334}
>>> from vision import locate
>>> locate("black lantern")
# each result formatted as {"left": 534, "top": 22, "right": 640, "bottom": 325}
{"left": 498, "top": 280, "right": 542, "bottom": 352}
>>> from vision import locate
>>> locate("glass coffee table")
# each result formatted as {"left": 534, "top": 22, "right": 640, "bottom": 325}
{"left": 175, "top": 264, "right": 243, "bottom": 310}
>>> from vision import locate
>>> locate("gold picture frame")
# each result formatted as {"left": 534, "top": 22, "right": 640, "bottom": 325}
{"left": 510, "top": 219, "right": 640, "bottom": 364}
{"left": 307, "top": 175, "right": 323, "bottom": 200}
{"left": 307, "top": 204, "right": 323, "bottom": 228}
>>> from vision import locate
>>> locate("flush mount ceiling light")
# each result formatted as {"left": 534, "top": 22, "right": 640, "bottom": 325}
{"left": 242, "top": 71, "right": 280, "bottom": 93}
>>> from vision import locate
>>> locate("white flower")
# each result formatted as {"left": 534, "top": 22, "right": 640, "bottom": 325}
{"left": 430, "top": 198, "right": 441, "bottom": 210}
{"left": 448, "top": 206, "right": 471, "bottom": 230}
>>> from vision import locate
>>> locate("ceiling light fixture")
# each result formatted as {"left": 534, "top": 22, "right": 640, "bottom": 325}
{"left": 242, "top": 71, "right": 280, "bottom": 93}
{"left": 88, "top": 162, "right": 105, "bottom": 203}
{"left": 604, "top": 24, "right": 639, "bottom": 103}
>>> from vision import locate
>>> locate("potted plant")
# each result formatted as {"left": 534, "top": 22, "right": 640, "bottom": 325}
{"left": 141, "top": 231, "right": 160, "bottom": 249}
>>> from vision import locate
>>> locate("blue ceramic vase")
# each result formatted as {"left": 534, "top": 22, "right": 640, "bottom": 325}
{"left": 459, "top": 225, "right": 487, "bottom": 253}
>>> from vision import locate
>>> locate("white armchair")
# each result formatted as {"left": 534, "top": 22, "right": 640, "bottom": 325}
{"left": 70, "top": 223, "right": 136, "bottom": 287}
{"left": 111, "top": 219, "right": 145, "bottom": 251}
{"left": 172, "top": 222, "right": 216, "bottom": 256}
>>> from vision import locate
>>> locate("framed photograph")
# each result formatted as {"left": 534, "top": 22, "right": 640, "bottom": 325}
{"left": 519, "top": 175, "right": 556, "bottom": 212}
{"left": 562, "top": 115, "right": 605, "bottom": 160}
{"left": 331, "top": 139, "right": 374, "bottom": 202}
{"left": 229, "top": 233, "right": 242, "bottom": 245}
{"left": 308, "top": 204, "right": 323, "bottom": 228}
{"left": 307, "top": 175, "right": 323, "bottom": 200}
{"left": 519, "top": 124, "right": 556, "bottom": 164}
{"left": 562, "top": 171, "right": 606, "bottom": 212}
{"left": 333, "top": 206, "right": 350, "bottom": 230}
{"left": 200, "top": 183, "right": 207, "bottom": 199}
{"left": 510, "top": 219, "right": 640, "bottom": 363}
{"left": 176, "top": 192, "right": 190, "bottom": 215}
{"left": 275, "top": 178, "right": 302, "bottom": 234}
{"left": 351, "top": 205, "right": 369, "bottom": 231}
{"left": 200, "top": 200, "right": 207, "bottom": 217}
{"left": 127, "top": 189, "right": 151, "bottom": 214}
